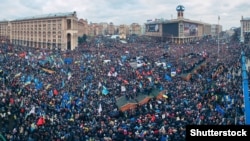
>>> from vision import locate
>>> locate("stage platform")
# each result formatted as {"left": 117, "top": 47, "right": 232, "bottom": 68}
{"left": 116, "top": 89, "right": 165, "bottom": 112}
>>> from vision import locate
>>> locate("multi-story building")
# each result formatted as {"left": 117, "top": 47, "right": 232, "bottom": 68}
{"left": 88, "top": 23, "right": 104, "bottom": 36}
{"left": 78, "top": 19, "right": 88, "bottom": 37}
{"left": 99, "top": 22, "right": 109, "bottom": 35}
{"left": 141, "top": 24, "right": 146, "bottom": 35}
{"left": 0, "top": 11, "right": 79, "bottom": 50}
{"left": 107, "top": 22, "right": 115, "bottom": 35}
{"left": 211, "top": 24, "right": 223, "bottom": 37}
{"left": 240, "top": 16, "right": 250, "bottom": 43}
{"left": 0, "top": 20, "right": 11, "bottom": 43}
{"left": 203, "top": 23, "right": 212, "bottom": 36}
{"left": 130, "top": 23, "right": 142, "bottom": 35}
{"left": 144, "top": 5, "right": 221, "bottom": 44}
{"left": 119, "top": 24, "right": 129, "bottom": 39}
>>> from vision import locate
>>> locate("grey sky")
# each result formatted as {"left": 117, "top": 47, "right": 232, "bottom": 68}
{"left": 0, "top": 0, "right": 249, "bottom": 30}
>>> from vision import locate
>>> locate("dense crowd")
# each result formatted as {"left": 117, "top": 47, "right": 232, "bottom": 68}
{"left": 0, "top": 36, "right": 247, "bottom": 141}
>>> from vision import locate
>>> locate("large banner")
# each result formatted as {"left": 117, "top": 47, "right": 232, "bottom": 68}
{"left": 184, "top": 22, "right": 198, "bottom": 36}
{"left": 146, "top": 24, "right": 159, "bottom": 32}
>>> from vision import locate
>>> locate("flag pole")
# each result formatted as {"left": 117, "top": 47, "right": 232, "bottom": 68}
{"left": 217, "top": 16, "right": 220, "bottom": 60}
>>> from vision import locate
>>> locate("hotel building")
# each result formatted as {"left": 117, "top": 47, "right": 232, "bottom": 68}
{"left": 0, "top": 11, "right": 78, "bottom": 50}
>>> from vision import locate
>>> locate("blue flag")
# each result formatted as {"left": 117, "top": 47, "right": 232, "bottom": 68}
{"left": 159, "top": 85, "right": 163, "bottom": 91}
{"left": 61, "top": 79, "right": 65, "bottom": 88}
{"left": 102, "top": 86, "right": 109, "bottom": 95}
{"left": 80, "top": 65, "right": 84, "bottom": 71}
{"left": 121, "top": 55, "right": 127, "bottom": 62}
{"left": 64, "top": 58, "right": 73, "bottom": 64}
{"left": 48, "top": 90, "right": 53, "bottom": 98}
{"left": 164, "top": 74, "right": 172, "bottom": 81}
{"left": 35, "top": 82, "right": 43, "bottom": 90}
{"left": 215, "top": 105, "right": 225, "bottom": 115}
{"left": 75, "top": 98, "right": 81, "bottom": 107}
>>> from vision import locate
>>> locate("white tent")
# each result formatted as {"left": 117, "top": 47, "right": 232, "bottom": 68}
{"left": 120, "top": 40, "right": 127, "bottom": 44}
{"left": 111, "top": 35, "right": 119, "bottom": 39}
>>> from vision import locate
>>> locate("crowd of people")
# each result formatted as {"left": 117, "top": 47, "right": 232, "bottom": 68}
{"left": 0, "top": 36, "right": 247, "bottom": 141}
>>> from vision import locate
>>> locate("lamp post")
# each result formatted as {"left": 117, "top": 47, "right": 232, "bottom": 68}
{"left": 217, "top": 16, "right": 220, "bottom": 60}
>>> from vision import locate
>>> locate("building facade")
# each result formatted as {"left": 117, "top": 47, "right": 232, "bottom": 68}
{"left": 107, "top": 22, "right": 116, "bottom": 35}
{"left": 130, "top": 23, "right": 142, "bottom": 35}
{"left": 99, "top": 22, "right": 109, "bottom": 35}
{"left": 117, "top": 23, "right": 142, "bottom": 39}
{"left": 0, "top": 21, "right": 11, "bottom": 43}
{"left": 1, "top": 11, "right": 144, "bottom": 50}
{"left": 0, "top": 12, "right": 79, "bottom": 50}
{"left": 240, "top": 16, "right": 250, "bottom": 43}
{"left": 78, "top": 19, "right": 88, "bottom": 37}
{"left": 211, "top": 24, "right": 223, "bottom": 37}
{"left": 144, "top": 5, "right": 221, "bottom": 44}
{"left": 118, "top": 24, "right": 129, "bottom": 39}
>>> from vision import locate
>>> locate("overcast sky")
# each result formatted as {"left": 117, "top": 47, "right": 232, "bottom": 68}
{"left": 0, "top": 0, "right": 249, "bottom": 30}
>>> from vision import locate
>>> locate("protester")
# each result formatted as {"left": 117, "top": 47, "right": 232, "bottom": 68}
{"left": 0, "top": 36, "right": 246, "bottom": 141}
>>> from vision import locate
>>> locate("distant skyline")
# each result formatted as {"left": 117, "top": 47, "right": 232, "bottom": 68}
{"left": 0, "top": 0, "right": 249, "bottom": 30}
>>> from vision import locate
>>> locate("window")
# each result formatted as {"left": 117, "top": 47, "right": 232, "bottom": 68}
{"left": 58, "top": 24, "right": 61, "bottom": 29}
{"left": 67, "top": 19, "right": 71, "bottom": 29}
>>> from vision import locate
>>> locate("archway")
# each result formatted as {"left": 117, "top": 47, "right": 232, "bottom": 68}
{"left": 67, "top": 33, "right": 71, "bottom": 50}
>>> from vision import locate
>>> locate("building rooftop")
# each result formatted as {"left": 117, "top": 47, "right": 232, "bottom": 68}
{"left": 12, "top": 11, "right": 76, "bottom": 21}
{"left": 145, "top": 18, "right": 209, "bottom": 25}
{"left": 242, "top": 17, "right": 250, "bottom": 20}
{"left": 0, "top": 20, "right": 8, "bottom": 23}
